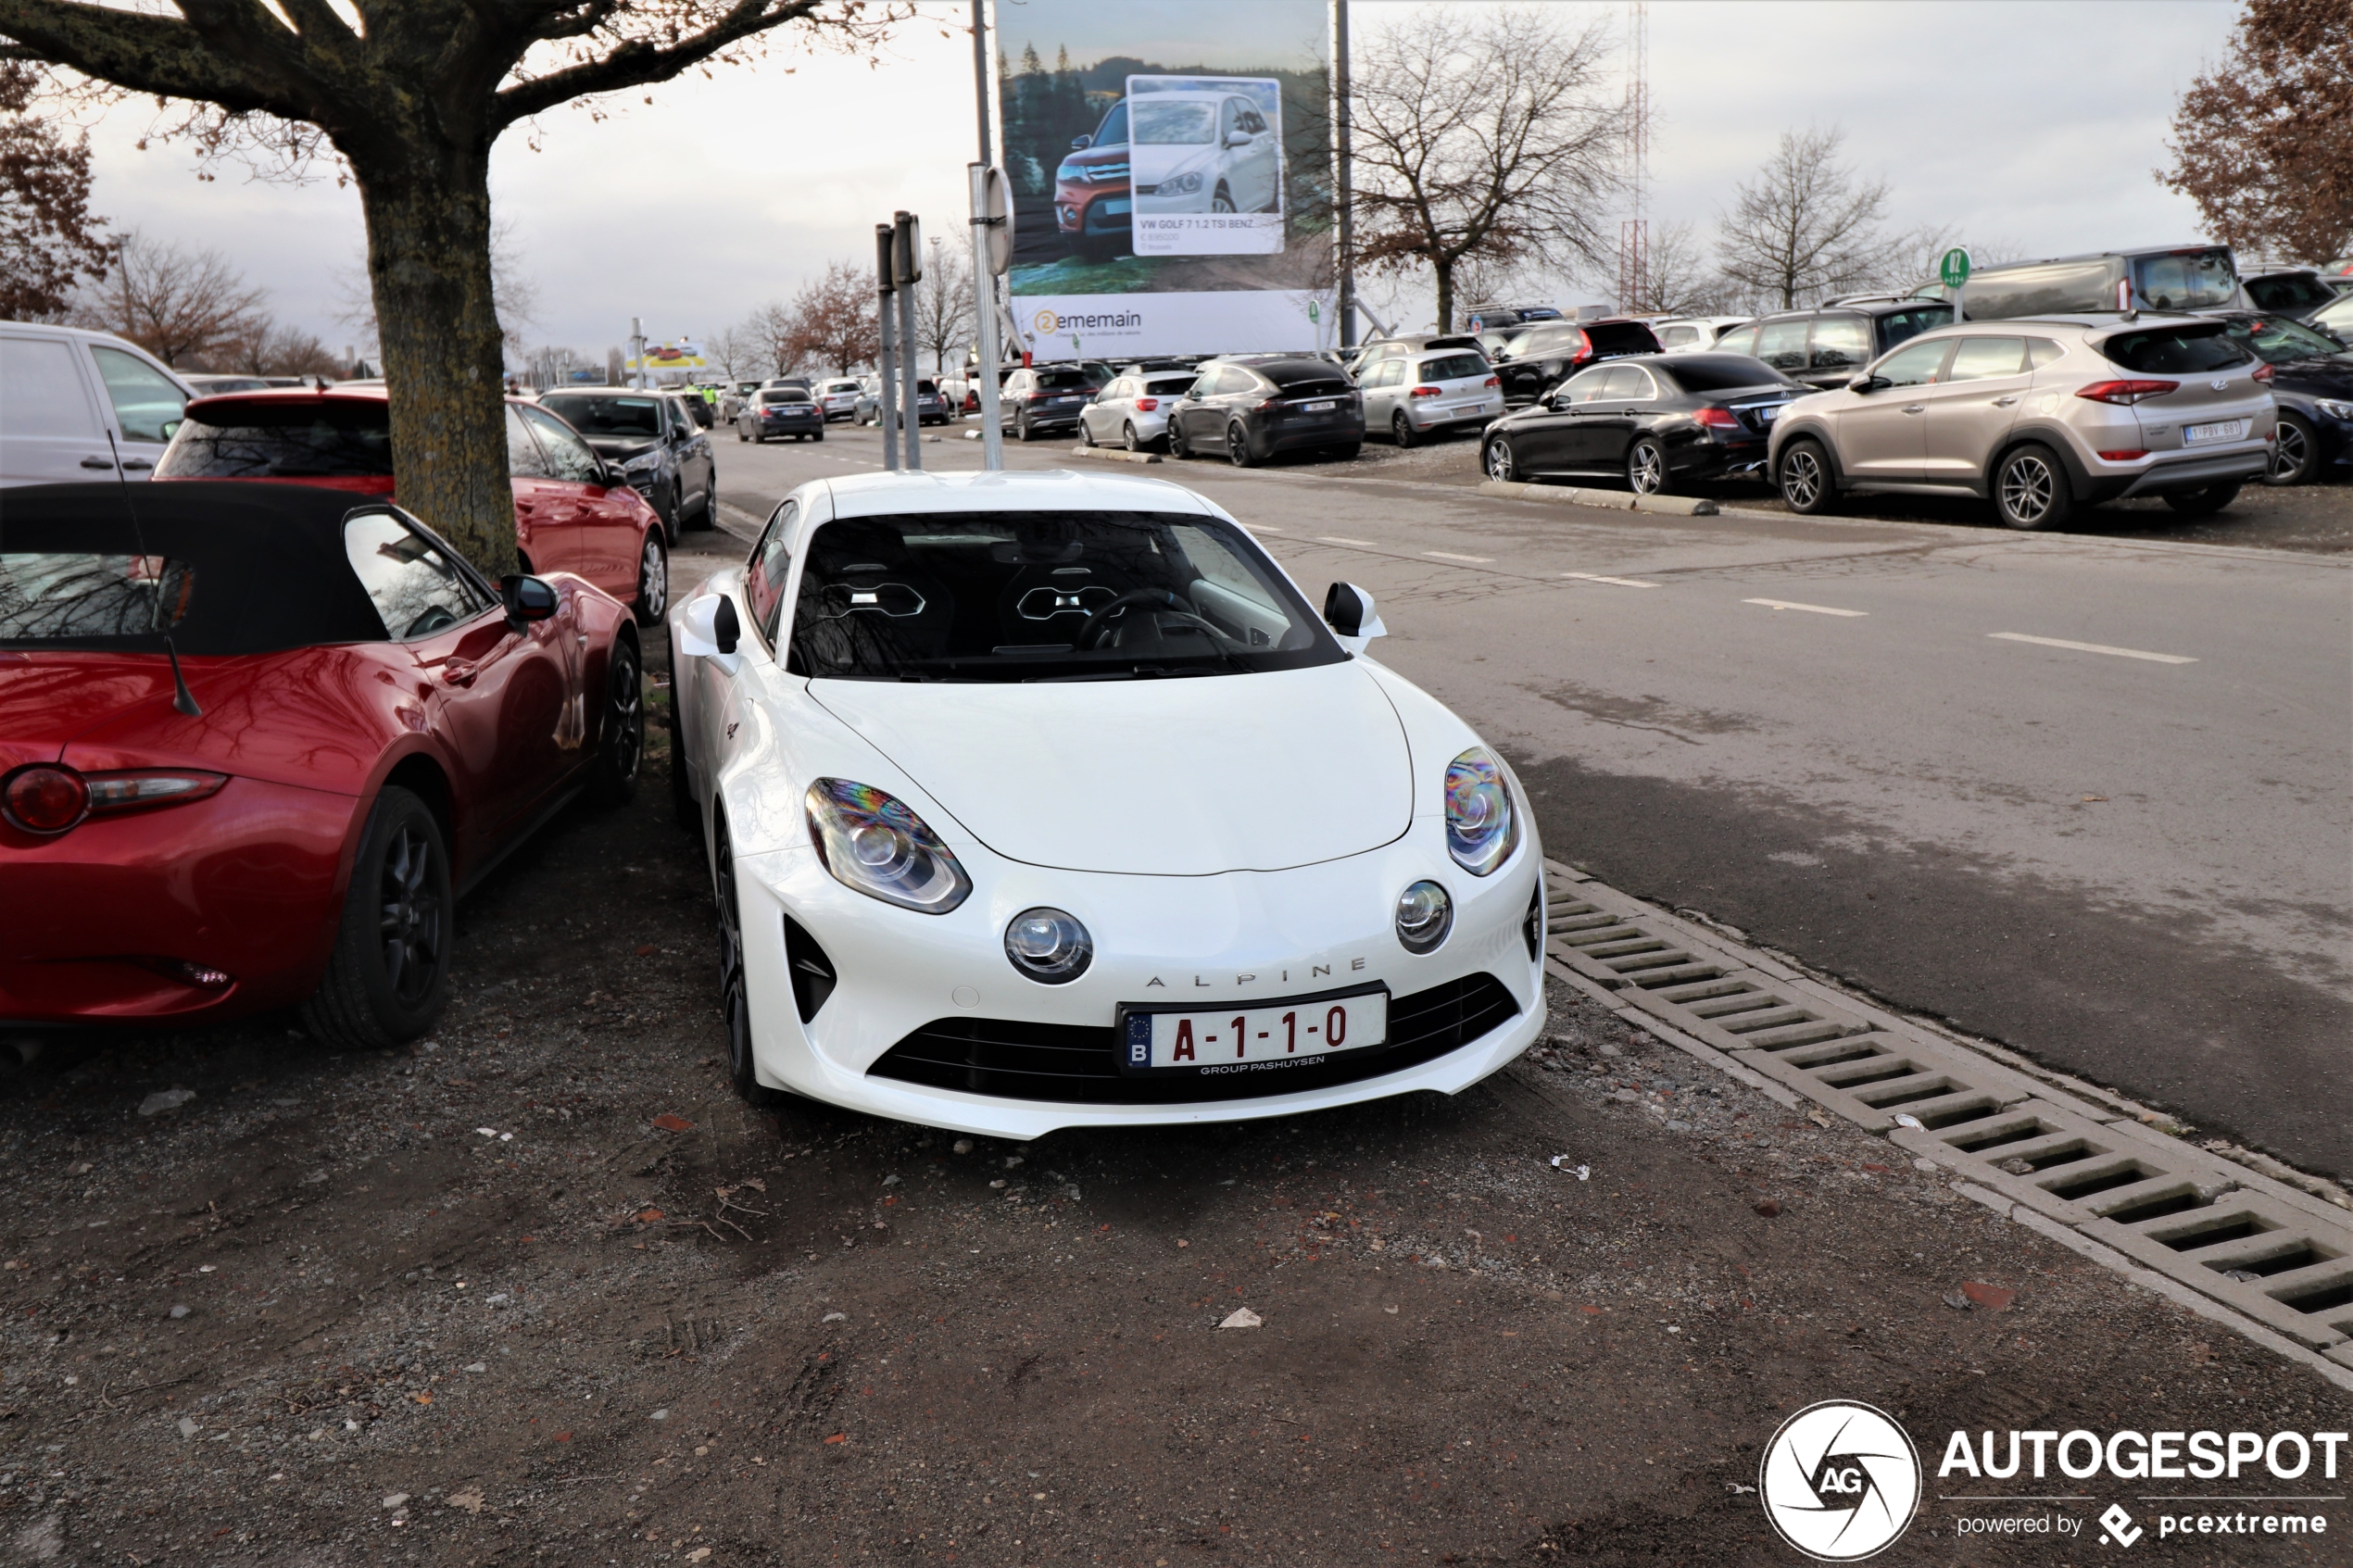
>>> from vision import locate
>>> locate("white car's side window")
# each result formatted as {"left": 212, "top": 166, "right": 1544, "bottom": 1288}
{"left": 745, "top": 499, "right": 799, "bottom": 648}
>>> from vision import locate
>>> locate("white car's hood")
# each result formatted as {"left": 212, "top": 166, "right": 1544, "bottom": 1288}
{"left": 811, "top": 661, "right": 1413, "bottom": 875}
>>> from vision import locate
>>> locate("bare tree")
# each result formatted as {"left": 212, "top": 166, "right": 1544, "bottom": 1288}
{"left": 1350, "top": 8, "right": 1623, "bottom": 332}
{"left": 1714, "top": 127, "right": 1930, "bottom": 310}
{"left": 228, "top": 316, "right": 341, "bottom": 377}
{"left": 0, "top": 0, "right": 901, "bottom": 573}
{"left": 1641, "top": 220, "right": 1728, "bottom": 317}
{"left": 0, "top": 60, "right": 111, "bottom": 319}
{"left": 73, "top": 231, "right": 264, "bottom": 366}
{"left": 786, "top": 258, "right": 880, "bottom": 376}
{"left": 2162, "top": 0, "right": 2353, "bottom": 263}
{"left": 912, "top": 237, "right": 973, "bottom": 373}
{"left": 704, "top": 321, "right": 761, "bottom": 383}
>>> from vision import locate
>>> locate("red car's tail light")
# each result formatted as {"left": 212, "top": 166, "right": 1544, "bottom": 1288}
{"left": 2095, "top": 449, "right": 2149, "bottom": 461}
{"left": 1134, "top": 397, "right": 1158, "bottom": 411}
{"left": 1410, "top": 385, "right": 1442, "bottom": 398}
{"left": 1692, "top": 407, "right": 1742, "bottom": 429}
{"left": 4, "top": 765, "right": 89, "bottom": 834}
{"left": 2075, "top": 379, "right": 2178, "bottom": 406}
{"left": 2252, "top": 363, "right": 2275, "bottom": 383}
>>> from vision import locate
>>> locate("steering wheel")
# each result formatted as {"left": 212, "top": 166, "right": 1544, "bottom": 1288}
{"left": 1073, "top": 588, "right": 1226, "bottom": 651}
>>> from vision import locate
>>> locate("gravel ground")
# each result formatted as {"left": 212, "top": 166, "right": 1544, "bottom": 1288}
{"left": 1181, "top": 426, "right": 2353, "bottom": 556}
{"left": 3, "top": 615, "right": 2347, "bottom": 1566}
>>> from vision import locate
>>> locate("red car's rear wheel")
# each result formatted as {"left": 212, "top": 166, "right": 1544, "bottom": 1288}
{"left": 301, "top": 786, "right": 450, "bottom": 1049}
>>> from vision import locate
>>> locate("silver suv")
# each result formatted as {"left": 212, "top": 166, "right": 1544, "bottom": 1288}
{"left": 1767, "top": 315, "right": 2274, "bottom": 529}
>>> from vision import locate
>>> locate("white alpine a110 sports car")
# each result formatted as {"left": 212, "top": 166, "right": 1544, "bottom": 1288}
{"left": 669, "top": 470, "right": 1545, "bottom": 1137}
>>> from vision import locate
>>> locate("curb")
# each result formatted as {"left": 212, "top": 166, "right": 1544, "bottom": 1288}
{"left": 1476, "top": 479, "right": 1716, "bottom": 516}
{"left": 1070, "top": 445, "right": 1163, "bottom": 466}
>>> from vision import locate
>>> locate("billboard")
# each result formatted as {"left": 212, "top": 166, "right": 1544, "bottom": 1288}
{"left": 625, "top": 341, "right": 707, "bottom": 375}
{"left": 994, "top": 0, "right": 1334, "bottom": 360}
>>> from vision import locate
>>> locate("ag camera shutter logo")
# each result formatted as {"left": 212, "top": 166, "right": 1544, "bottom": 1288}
{"left": 1760, "top": 1400, "right": 1922, "bottom": 1561}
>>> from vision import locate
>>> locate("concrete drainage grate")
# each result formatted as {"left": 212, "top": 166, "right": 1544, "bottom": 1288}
{"left": 1541, "top": 859, "right": 2353, "bottom": 1374}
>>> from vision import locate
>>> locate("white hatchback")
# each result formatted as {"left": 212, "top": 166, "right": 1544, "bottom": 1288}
{"left": 1079, "top": 371, "right": 1202, "bottom": 451}
{"left": 670, "top": 470, "right": 1546, "bottom": 1137}
{"left": 816, "top": 379, "right": 862, "bottom": 421}
{"left": 1358, "top": 350, "right": 1504, "bottom": 447}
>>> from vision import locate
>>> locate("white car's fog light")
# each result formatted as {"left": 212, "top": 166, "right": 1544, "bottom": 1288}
{"left": 1445, "top": 746, "right": 1518, "bottom": 876}
{"left": 1395, "top": 880, "right": 1453, "bottom": 954}
{"left": 804, "top": 778, "right": 971, "bottom": 913}
{"left": 1004, "top": 907, "right": 1092, "bottom": 984}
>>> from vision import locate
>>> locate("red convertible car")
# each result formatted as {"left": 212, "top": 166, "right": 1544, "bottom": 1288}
{"left": 153, "top": 387, "right": 673, "bottom": 625}
{"left": 0, "top": 482, "right": 644, "bottom": 1052}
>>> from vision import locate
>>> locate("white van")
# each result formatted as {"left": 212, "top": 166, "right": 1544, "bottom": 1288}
{"left": 0, "top": 321, "right": 195, "bottom": 487}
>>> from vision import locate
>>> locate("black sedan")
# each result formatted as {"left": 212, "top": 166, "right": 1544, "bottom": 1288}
{"left": 537, "top": 388, "right": 718, "bottom": 537}
{"left": 737, "top": 387, "right": 826, "bottom": 444}
{"left": 2210, "top": 312, "right": 2353, "bottom": 486}
{"left": 1489, "top": 318, "right": 1663, "bottom": 406}
{"left": 1166, "top": 357, "right": 1363, "bottom": 467}
{"left": 1478, "top": 353, "right": 1805, "bottom": 495}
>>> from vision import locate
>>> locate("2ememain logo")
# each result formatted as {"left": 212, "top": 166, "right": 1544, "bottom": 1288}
{"left": 1760, "top": 1401, "right": 1923, "bottom": 1561}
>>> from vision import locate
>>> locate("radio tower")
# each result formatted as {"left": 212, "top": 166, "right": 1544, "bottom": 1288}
{"left": 1617, "top": 0, "right": 1650, "bottom": 315}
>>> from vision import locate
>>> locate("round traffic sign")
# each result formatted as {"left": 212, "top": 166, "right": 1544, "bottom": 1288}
{"left": 1939, "top": 247, "right": 1971, "bottom": 290}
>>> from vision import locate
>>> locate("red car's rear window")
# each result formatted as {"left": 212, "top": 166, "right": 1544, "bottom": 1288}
{"left": 157, "top": 400, "right": 393, "bottom": 480}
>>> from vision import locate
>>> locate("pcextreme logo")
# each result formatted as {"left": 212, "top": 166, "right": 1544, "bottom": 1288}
{"left": 1759, "top": 1400, "right": 1923, "bottom": 1562}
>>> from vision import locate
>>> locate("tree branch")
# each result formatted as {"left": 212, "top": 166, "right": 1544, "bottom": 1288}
{"left": 490, "top": 0, "right": 823, "bottom": 127}
{"left": 0, "top": 0, "right": 293, "bottom": 114}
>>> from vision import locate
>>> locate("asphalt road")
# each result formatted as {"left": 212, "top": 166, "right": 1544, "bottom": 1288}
{"left": 703, "top": 419, "right": 2353, "bottom": 1177}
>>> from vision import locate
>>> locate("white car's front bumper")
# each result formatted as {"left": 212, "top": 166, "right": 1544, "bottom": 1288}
{"left": 733, "top": 830, "right": 1547, "bottom": 1138}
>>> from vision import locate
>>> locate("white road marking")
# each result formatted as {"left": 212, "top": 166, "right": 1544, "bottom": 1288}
{"left": 1562, "top": 571, "right": 1660, "bottom": 589}
{"left": 1987, "top": 633, "right": 2196, "bottom": 664}
{"left": 1317, "top": 535, "right": 1380, "bottom": 547}
{"left": 1424, "top": 550, "right": 1494, "bottom": 564}
{"left": 1743, "top": 597, "right": 1868, "bottom": 617}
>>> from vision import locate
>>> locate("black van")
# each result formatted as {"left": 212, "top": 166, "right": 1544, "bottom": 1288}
{"left": 1960, "top": 245, "right": 2243, "bottom": 320}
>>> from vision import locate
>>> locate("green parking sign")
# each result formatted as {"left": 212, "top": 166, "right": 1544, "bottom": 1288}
{"left": 1940, "top": 247, "right": 1971, "bottom": 290}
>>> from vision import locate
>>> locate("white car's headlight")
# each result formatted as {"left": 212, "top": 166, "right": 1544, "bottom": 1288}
{"left": 1005, "top": 907, "right": 1093, "bottom": 984}
{"left": 1444, "top": 746, "right": 1518, "bottom": 876}
{"left": 804, "top": 779, "right": 972, "bottom": 913}
{"left": 1162, "top": 171, "right": 1202, "bottom": 195}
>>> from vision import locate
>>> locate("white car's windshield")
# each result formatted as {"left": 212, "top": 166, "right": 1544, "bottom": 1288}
{"left": 1133, "top": 101, "right": 1216, "bottom": 144}
{"left": 785, "top": 509, "right": 1341, "bottom": 683}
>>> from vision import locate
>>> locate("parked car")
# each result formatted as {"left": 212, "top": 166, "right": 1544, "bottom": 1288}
{"left": 151, "top": 386, "right": 673, "bottom": 623}
{"left": 1131, "top": 90, "right": 1281, "bottom": 219}
{"left": 1712, "top": 301, "right": 1953, "bottom": 391}
{"left": 180, "top": 372, "right": 274, "bottom": 396}
{"left": 2241, "top": 270, "right": 2345, "bottom": 323}
{"left": 738, "top": 386, "right": 826, "bottom": 443}
{"left": 1078, "top": 370, "right": 1202, "bottom": 451}
{"left": 1055, "top": 96, "right": 1134, "bottom": 259}
{"left": 1959, "top": 245, "right": 2243, "bottom": 320}
{"left": 1652, "top": 317, "right": 1752, "bottom": 354}
{"left": 666, "top": 469, "right": 1544, "bottom": 1122}
{"left": 537, "top": 387, "right": 717, "bottom": 537}
{"left": 814, "top": 378, "right": 862, "bottom": 421}
{"left": 1166, "top": 357, "right": 1363, "bottom": 466}
{"left": 2312, "top": 290, "right": 2353, "bottom": 344}
{"left": 1346, "top": 334, "right": 1484, "bottom": 382}
{"left": 2207, "top": 312, "right": 2353, "bottom": 486}
{"left": 1000, "top": 365, "right": 1104, "bottom": 441}
{"left": 1461, "top": 304, "right": 1565, "bottom": 334}
{"left": 1489, "top": 319, "right": 1664, "bottom": 406}
{"left": 0, "top": 482, "right": 644, "bottom": 1048}
{"left": 723, "top": 381, "right": 761, "bottom": 420}
{"left": 1768, "top": 316, "right": 2274, "bottom": 529}
{"left": 1479, "top": 353, "right": 1803, "bottom": 493}
{"left": 1, "top": 320, "right": 193, "bottom": 487}
{"left": 1358, "top": 348, "right": 1504, "bottom": 447}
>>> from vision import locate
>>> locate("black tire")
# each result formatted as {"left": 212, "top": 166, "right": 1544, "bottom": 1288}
{"left": 1014, "top": 411, "right": 1033, "bottom": 443}
{"left": 2164, "top": 482, "right": 2240, "bottom": 516}
{"left": 656, "top": 483, "right": 680, "bottom": 536}
{"left": 736, "top": 425, "right": 748, "bottom": 443}
{"left": 1483, "top": 435, "right": 1517, "bottom": 482}
{"left": 1627, "top": 438, "right": 1673, "bottom": 496}
{"left": 632, "top": 532, "right": 668, "bottom": 626}
{"left": 1079, "top": 417, "right": 1098, "bottom": 447}
{"left": 1391, "top": 410, "right": 1418, "bottom": 449}
{"left": 753, "top": 432, "right": 766, "bottom": 445}
{"left": 712, "top": 815, "right": 786, "bottom": 1107}
{"left": 681, "top": 483, "right": 713, "bottom": 533}
{"left": 2266, "top": 413, "right": 2315, "bottom": 486}
{"left": 1169, "top": 420, "right": 1192, "bottom": 459}
{"left": 1226, "top": 422, "right": 1255, "bottom": 468}
{"left": 587, "top": 636, "right": 644, "bottom": 805}
{"left": 1994, "top": 442, "right": 2072, "bottom": 530}
{"left": 1212, "top": 184, "right": 1235, "bottom": 214}
{"left": 1778, "top": 438, "right": 1839, "bottom": 515}
{"left": 1123, "top": 421, "right": 1146, "bottom": 453}
{"left": 300, "top": 786, "right": 450, "bottom": 1051}
{"left": 813, "top": 429, "right": 824, "bottom": 443}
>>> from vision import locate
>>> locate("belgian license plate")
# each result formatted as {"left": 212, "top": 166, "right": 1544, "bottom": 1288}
{"left": 1302, "top": 399, "right": 1337, "bottom": 412}
{"left": 1760, "top": 406, "right": 1781, "bottom": 421}
{"left": 1118, "top": 986, "right": 1389, "bottom": 1077}
{"left": 2184, "top": 420, "right": 2247, "bottom": 445}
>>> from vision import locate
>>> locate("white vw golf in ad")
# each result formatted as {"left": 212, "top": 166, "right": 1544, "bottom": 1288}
{"left": 670, "top": 470, "right": 1544, "bottom": 1137}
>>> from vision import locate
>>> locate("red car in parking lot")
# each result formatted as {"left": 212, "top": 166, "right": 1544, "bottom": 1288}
{"left": 0, "top": 483, "right": 644, "bottom": 1052}
{"left": 154, "top": 388, "right": 673, "bottom": 623}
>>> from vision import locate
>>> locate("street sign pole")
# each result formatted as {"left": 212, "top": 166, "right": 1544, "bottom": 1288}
{"left": 969, "top": 162, "right": 1012, "bottom": 472}
{"left": 875, "top": 223, "right": 900, "bottom": 472}
{"left": 1940, "top": 246, "right": 1972, "bottom": 320}
{"left": 895, "top": 212, "right": 924, "bottom": 472}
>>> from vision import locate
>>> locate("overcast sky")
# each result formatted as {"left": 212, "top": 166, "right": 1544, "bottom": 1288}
{"left": 57, "top": 0, "right": 2240, "bottom": 355}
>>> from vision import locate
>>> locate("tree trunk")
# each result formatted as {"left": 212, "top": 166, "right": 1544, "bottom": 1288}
{"left": 1433, "top": 260, "right": 1454, "bottom": 333}
{"left": 353, "top": 137, "right": 516, "bottom": 577}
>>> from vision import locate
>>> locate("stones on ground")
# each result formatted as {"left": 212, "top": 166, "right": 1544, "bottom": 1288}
{"left": 1753, "top": 1199, "right": 1781, "bottom": 1218}
{"left": 381, "top": 1493, "right": 409, "bottom": 1510}
{"left": 168, "top": 1304, "right": 190, "bottom": 1319}
{"left": 822, "top": 1311, "right": 847, "bottom": 1323}
{"left": 687, "top": 1549, "right": 712, "bottom": 1563}
{"left": 1806, "top": 1110, "right": 1832, "bottom": 1128}
{"left": 176, "top": 1417, "right": 198, "bottom": 1438}
{"left": 1666, "top": 1120, "right": 1692, "bottom": 1132}
{"left": 1218, "top": 1308, "right": 1262, "bottom": 1329}
{"left": 649, "top": 1409, "right": 670, "bottom": 1421}
{"left": 951, "top": 1137, "right": 974, "bottom": 1155}
{"left": 1912, "top": 1158, "right": 1941, "bottom": 1173}
{"left": 1961, "top": 1280, "right": 2017, "bottom": 1311}
{"left": 137, "top": 1088, "right": 195, "bottom": 1117}
{"left": 448, "top": 1488, "right": 485, "bottom": 1514}
{"left": 651, "top": 1112, "right": 696, "bottom": 1133}
{"left": 1003, "top": 1155, "right": 1025, "bottom": 1169}
{"left": 1891, "top": 1112, "right": 1925, "bottom": 1130}
{"left": 1943, "top": 1290, "right": 1972, "bottom": 1311}
{"left": 464, "top": 1362, "right": 487, "bottom": 1374}
{"left": 1994, "top": 1156, "right": 2036, "bottom": 1176}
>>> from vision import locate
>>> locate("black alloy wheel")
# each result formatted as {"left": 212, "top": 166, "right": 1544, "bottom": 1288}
{"left": 1779, "top": 439, "right": 1838, "bottom": 515}
{"left": 1169, "top": 419, "right": 1192, "bottom": 459}
{"left": 2164, "top": 482, "right": 2241, "bottom": 517}
{"left": 1226, "top": 421, "right": 1256, "bottom": 468}
{"left": 1392, "top": 409, "right": 1418, "bottom": 449}
{"left": 1994, "top": 443, "right": 2071, "bottom": 530}
{"left": 633, "top": 533, "right": 668, "bottom": 625}
{"left": 1627, "top": 438, "right": 1671, "bottom": 496}
{"left": 300, "top": 785, "right": 450, "bottom": 1050}
{"left": 712, "top": 816, "right": 784, "bottom": 1107}
{"left": 1483, "top": 435, "right": 1518, "bottom": 483}
{"left": 588, "top": 637, "right": 644, "bottom": 805}
{"left": 2266, "top": 413, "right": 2315, "bottom": 486}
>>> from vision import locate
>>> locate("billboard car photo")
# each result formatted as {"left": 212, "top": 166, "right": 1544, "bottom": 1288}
{"left": 1127, "top": 77, "right": 1285, "bottom": 255}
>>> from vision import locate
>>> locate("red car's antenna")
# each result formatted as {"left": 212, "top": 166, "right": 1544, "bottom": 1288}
{"left": 102, "top": 427, "right": 202, "bottom": 719}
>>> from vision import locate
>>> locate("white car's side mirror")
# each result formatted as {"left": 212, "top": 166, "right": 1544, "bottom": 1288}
{"left": 1323, "top": 581, "right": 1386, "bottom": 656}
{"left": 676, "top": 592, "right": 743, "bottom": 675}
